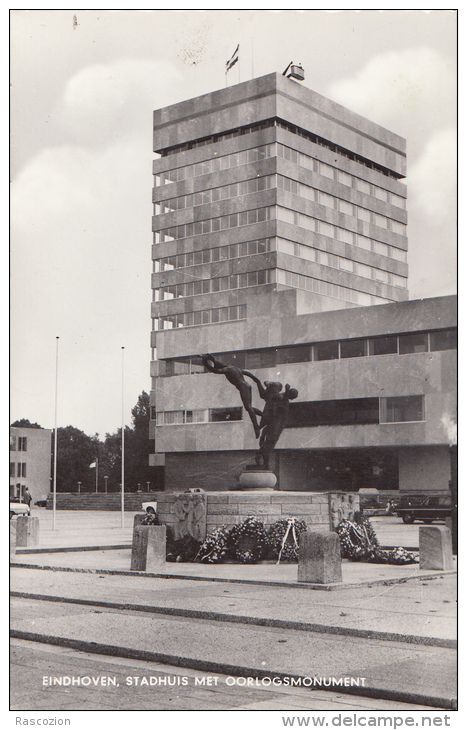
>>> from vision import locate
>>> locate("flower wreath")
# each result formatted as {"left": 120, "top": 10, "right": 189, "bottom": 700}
{"left": 266, "top": 518, "right": 308, "bottom": 562}
{"left": 227, "top": 516, "right": 267, "bottom": 564}
{"left": 196, "top": 525, "right": 231, "bottom": 563}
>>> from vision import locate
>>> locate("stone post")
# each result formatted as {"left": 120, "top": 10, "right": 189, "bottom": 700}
{"left": 419, "top": 525, "right": 454, "bottom": 571}
{"left": 131, "top": 524, "right": 166, "bottom": 572}
{"left": 10, "top": 521, "right": 17, "bottom": 559}
{"left": 298, "top": 530, "right": 342, "bottom": 584}
{"left": 16, "top": 516, "right": 40, "bottom": 548}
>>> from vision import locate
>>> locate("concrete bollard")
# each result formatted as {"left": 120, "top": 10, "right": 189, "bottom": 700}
{"left": 16, "top": 516, "right": 40, "bottom": 547}
{"left": 10, "top": 521, "right": 17, "bottom": 559}
{"left": 419, "top": 525, "right": 454, "bottom": 570}
{"left": 298, "top": 530, "right": 342, "bottom": 584}
{"left": 131, "top": 524, "right": 166, "bottom": 572}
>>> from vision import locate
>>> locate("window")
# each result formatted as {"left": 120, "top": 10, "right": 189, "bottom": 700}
{"left": 209, "top": 407, "right": 243, "bottom": 422}
{"left": 369, "top": 336, "right": 398, "bottom": 356}
{"left": 399, "top": 333, "right": 428, "bottom": 354}
{"left": 276, "top": 345, "right": 311, "bottom": 364}
{"left": 10, "top": 462, "right": 15, "bottom": 477}
{"left": 10, "top": 436, "right": 16, "bottom": 450}
{"left": 17, "top": 463, "right": 27, "bottom": 477}
{"left": 430, "top": 329, "right": 457, "bottom": 351}
{"left": 314, "top": 341, "right": 339, "bottom": 361}
{"left": 340, "top": 339, "right": 366, "bottom": 358}
{"left": 287, "top": 398, "right": 380, "bottom": 428}
{"left": 380, "top": 396, "right": 424, "bottom": 423}
{"left": 245, "top": 349, "right": 277, "bottom": 369}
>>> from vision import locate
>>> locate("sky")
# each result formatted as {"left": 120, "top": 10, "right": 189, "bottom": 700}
{"left": 9, "top": 9, "right": 457, "bottom": 438}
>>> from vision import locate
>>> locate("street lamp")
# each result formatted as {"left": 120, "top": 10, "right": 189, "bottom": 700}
{"left": 77, "top": 481, "right": 81, "bottom": 494}
{"left": 104, "top": 475, "right": 108, "bottom": 493}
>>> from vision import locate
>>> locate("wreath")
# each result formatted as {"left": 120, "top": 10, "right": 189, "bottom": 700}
{"left": 227, "top": 516, "right": 267, "bottom": 564}
{"left": 336, "top": 513, "right": 418, "bottom": 564}
{"left": 266, "top": 518, "right": 308, "bottom": 562}
{"left": 196, "top": 526, "right": 231, "bottom": 563}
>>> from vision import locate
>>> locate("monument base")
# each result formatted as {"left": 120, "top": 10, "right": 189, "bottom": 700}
{"left": 238, "top": 469, "right": 277, "bottom": 491}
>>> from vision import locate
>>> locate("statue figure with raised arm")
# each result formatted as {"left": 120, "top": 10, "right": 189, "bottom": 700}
{"left": 201, "top": 354, "right": 262, "bottom": 438}
{"left": 245, "top": 375, "right": 299, "bottom": 470}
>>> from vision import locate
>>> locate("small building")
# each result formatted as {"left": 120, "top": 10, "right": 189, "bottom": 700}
{"left": 9, "top": 426, "right": 52, "bottom": 504}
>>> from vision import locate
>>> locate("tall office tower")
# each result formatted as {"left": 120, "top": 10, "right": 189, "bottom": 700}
{"left": 151, "top": 73, "right": 408, "bottom": 338}
{"left": 149, "top": 73, "right": 425, "bottom": 492}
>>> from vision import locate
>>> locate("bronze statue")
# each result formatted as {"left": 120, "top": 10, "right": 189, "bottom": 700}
{"left": 201, "top": 354, "right": 261, "bottom": 438}
{"left": 247, "top": 376, "right": 298, "bottom": 469}
{"left": 202, "top": 354, "right": 298, "bottom": 469}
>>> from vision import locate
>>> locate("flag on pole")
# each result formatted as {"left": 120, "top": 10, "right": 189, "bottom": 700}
{"left": 226, "top": 44, "right": 239, "bottom": 73}
{"left": 89, "top": 461, "right": 97, "bottom": 468}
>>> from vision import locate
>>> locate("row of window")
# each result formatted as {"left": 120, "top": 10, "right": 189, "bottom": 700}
{"left": 152, "top": 236, "right": 406, "bottom": 278}
{"left": 154, "top": 175, "right": 274, "bottom": 215}
{"left": 153, "top": 269, "right": 271, "bottom": 301}
{"left": 276, "top": 206, "right": 405, "bottom": 247}
{"left": 276, "top": 270, "right": 392, "bottom": 305}
{"left": 154, "top": 140, "right": 405, "bottom": 206}
{"left": 289, "top": 396, "right": 424, "bottom": 427}
{"left": 157, "top": 117, "right": 402, "bottom": 182}
{"left": 154, "top": 144, "right": 275, "bottom": 186}
{"left": 153, "top": 407, "right": 243, "bottom": 425}
{"left": 10, "top": 436, "right": 28, "bottom": 451}
{"left": 10, "top": 462, "right": 27, "bottom": 477}
{"left": 154, "top": 328, "right": 457, "bottom": 376}
{"left": 158, "top": 120, "right": 275, "bottom": 156}
{"left": 153, "top": 205, "right": 407, "bottom": 260}
{"left": 153, "top": 171, "right": 406, "bottom": 238}
{"left": 276, "top": 143, "right": 405, "bottom": 207}
{"left": 276, "top": 239, "right": 407, "bottom": 287}
{"left": 153, "top": 304, "right": 247, "bottom": 330}
{"left": 153, "top": 205, "right": 273, "bottom": 243}
{"left": 152, "top": 265, "right": 394, "bottom": 306}
{"left": 277, "top": 175, "right": 406, "bottom": 233}
{"left": 153, "top": 238, "right": 271, "bottom": 272}
{"left": 154, "top": 396, "right": 425, "bottom": 427}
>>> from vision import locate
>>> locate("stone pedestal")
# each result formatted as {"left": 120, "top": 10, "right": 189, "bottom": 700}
{"left": 238, "top": 470, "right": 277, "bottom": 490}
{"left": 131, "top": 525, "right": 166, "bottom": 572}
{"left": 16, "top": 516, "right": 40, "bottom": 547}
{"left": 10, "top": 521, "right": 17, "bottom": 558}
{"left": 419, "top": 525, "right": 454, "bottom": 570}
{"left": 298, "top": 531, "right": 342, "bottom": 584}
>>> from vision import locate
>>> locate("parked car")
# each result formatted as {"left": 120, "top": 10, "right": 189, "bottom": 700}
{"left": 396, "top": 494, "right": 452, "bottom": 524}
{"left": 10, "top": 498, "right": 31, "bottom": 519}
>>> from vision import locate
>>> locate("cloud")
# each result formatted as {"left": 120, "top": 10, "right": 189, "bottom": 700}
{"left": 55, "top": 58, "right": 183, "bottom": 146}
{"left": 328, "top": 47, "right": 455, "bottom": 140}
{"left": 406, "top": 128, "right": 457, "bottom": 222}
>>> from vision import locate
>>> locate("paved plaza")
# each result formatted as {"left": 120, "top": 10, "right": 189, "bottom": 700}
{"left": 10, "top": 509, "right": 457, "bottom": 712}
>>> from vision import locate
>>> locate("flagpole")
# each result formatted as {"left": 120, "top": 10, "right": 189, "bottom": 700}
{"left": 53, "top": 336, "right": 59, "bottom": 531}
{"left": 121, "top": 346, "right": 125, "bottom": 528}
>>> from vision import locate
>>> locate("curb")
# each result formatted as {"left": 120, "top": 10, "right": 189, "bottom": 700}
{"left": 11, "top": 590, "right": 456, "bottom": 649}
{"left": 10, "top": 560, "right": 456, "bottom": 591}
{"left": 16, "top": 545, "right": 129, "bottom": 555}
{"left": 10, "top": 629, "right": 456, "bottom": 710}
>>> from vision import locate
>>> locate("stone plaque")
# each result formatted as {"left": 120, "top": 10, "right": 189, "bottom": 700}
{"left": 298, "top": 530, "right": 342, "bottom": 584}
{"left": 173, "top": 492, "right": 207, "bottom": 541}
{"left": 419, "top": 525, "right": 454, "bottom": 571}
{"left": 329, "top": 493, "right": 358, "bottom": 529}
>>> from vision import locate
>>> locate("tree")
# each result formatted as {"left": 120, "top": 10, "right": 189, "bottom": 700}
{"left": 11, "top": 419, "right": 43, "bottom": 428}
{"left": 53, "top": 426, "right": 96, "bottom": 492}
{"left": 124, "top": 391, "right": 158, "bottom": 491}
